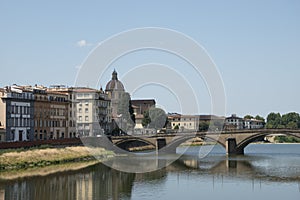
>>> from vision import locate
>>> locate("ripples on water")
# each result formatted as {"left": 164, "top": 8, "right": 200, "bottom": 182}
{"left": 0, "top": 144, "right": 300, "bottom": 200}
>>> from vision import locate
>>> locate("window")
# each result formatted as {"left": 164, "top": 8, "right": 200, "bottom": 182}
{"left": 79, "top": 116, "right": 82, "bottom": 122}
{"left": 85, "top": 108, "right": 88, "bottom": 113}
{"left": 79, "top": 108, "right": 82, "bottom": 113}
{"left": 85, "top": 116, "right": 89, "bottom": 121}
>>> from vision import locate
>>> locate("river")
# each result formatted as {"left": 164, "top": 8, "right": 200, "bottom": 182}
{"left": 0, "top": 144, "right": 300, "bottom": 200}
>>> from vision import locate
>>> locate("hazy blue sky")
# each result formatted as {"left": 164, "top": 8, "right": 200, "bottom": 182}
{"left": 1, "top": 0, "right": 299, "bottom": 118}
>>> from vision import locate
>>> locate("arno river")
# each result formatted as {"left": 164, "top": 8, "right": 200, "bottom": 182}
{"left": 1, "top": 144, "right": 300, "bottom": 200}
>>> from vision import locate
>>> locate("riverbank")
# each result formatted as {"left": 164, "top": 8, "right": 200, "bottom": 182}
{"left": 0, "top": 160, "right": 100, "bottom": 181}
{"left": 0, "top": 146, "right": 114, "bottom": 171}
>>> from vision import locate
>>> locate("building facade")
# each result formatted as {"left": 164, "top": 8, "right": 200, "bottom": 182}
{"left": 47, "top": 91, "right": 68, "bottom": 139}
{"left": 168, "top": 113, "right": 199, "bottom": 131}
{"left": 244, "top": 118, "right": 264, "bottom": 129}
{"left": 47, "top": 86, "right": 78, "bottom": 138}
{"left": 105, "top": 70, "right": 125, "bottom": 118}
{"left": 224, "top": 114, "right": 245, "bottom": 130}
{"left": 0, "top": 85, "right": 34, "bottom": 141}
{"left": 75, "top": 88, "right": 111, "bottom": 136}
{"left": 131, "top": 99, "right": 156, "bottom": 129}
{"left": 33, "top": 86, "right": 51, "bottom": 140}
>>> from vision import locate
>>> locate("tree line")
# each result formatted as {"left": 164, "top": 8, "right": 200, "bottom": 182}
{"left": 198, "top": 112, "right": 300, "bottom": 131}
{"left": 265, "top": 112, "right": 300, "bottom": 129}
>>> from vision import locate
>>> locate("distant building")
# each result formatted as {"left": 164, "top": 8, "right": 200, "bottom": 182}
{"left": 47, "top": 86, "right": 78, "bottom": 138}
{"left": 168, "top": 113, "right": 199, "bottom": 131}
{"left": 105, "top": 70, "right": 125, "bottom": 118}
{"left": 46, "top": 90, "right": 69, "bottom": 139}
{"left": 168, "top": 114, "right": 225, "bottom": 131}
{"left": 75, "top": 87, "right": 111, "bottom": 136}
{"left": 244, "top": 118, "right": 264, "bottom": 129}
{"left": 0, "top": 85, "right": 34, "bottom": 141}
{"left": 224, "top": 114, "right": 245, "bottom": 130}
{"left": 131, "top": 99, "right": 156, "bottom": 129}
{"left": 131, "top": 99, "right": 156, "bottom": 115}
{"left": 32, "top": 86, "right": 51, "bottom": 140}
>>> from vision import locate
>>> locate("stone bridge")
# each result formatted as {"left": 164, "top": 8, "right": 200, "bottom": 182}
{"left": 83, "top": 129, "right": 300, "bottom": 155}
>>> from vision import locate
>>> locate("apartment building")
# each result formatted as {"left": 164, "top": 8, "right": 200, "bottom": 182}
{"left": 48, "top": 86, "right": 78, "bottom": 138}
{"left": 0, "top": 85, "right": 34, "bottom": 141}
{"left": 75, "top": 87, "right": 111, "bottom": 136}
{"left": 47, "top": 91, "right": 68, "bottom": 139}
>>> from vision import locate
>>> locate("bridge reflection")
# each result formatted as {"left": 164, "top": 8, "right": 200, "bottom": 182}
{"left": 173, "top": 155, "right": 300, "bottom": 183}
{"left": 1, "top": 154, "right": 299, "bottom": 199}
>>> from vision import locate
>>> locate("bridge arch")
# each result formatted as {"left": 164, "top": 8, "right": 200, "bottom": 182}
{"left": 114, "top": 138, "right": 156, "bottom": 151}
{"left": 163, "top": 135, "right": 226, "bottom": 153}
{"left": 236, "top": 131, "right": 300, "bottom": 153}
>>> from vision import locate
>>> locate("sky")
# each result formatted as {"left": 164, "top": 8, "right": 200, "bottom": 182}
{"left": 0, "top": 0, "right": 300, "bottom": 118}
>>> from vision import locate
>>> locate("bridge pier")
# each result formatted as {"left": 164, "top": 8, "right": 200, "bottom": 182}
{"left": 156, "top": 138, "right": 177, "bottom": 154}
{"left": 156, "top": 138, "right": 167, "bottom": 151}
{"left": 226, "top": 138, "right": 244, "bottom": 155}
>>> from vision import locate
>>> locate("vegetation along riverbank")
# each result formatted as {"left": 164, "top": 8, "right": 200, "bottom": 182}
{"left": 0, "top": 146, "right": 114, "bottom": 171}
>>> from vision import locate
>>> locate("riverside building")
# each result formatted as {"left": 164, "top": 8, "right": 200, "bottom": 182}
{"left": 0, "top": 85, "right": 34, "bottom": 141}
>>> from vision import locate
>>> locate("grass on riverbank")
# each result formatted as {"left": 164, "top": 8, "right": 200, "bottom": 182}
{"left": 0, "top": 160, "right": 100, "bottom": 181}
{"left": 0, "top": 146, "right": 114, "bottom": 171}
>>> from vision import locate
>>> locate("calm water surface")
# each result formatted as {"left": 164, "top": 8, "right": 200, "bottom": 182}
{"left": 1, "top": 144, "right": 300, "bottom": 200}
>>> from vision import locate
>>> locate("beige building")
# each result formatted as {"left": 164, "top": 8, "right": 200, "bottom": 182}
{"left": 75, "top": 87, "right": 111, "bottom": 136}
{"left": 168, "top": 114, "right": 200, "bottom": 131}
{"left": 48, "top": 86, "right": 78, "bottom": 138}
{"left": 105, "top": 70, "right": 125, "bottom": 118}
{"left": 47, "top": 91, "right": 68, "bottom": 139}
{"left": 168, "top": 114, "right": 225, "bottom": 132}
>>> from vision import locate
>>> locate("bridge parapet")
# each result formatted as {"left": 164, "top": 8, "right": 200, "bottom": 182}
{"left": 106, "top": 129, "right": 300, "bottom": 155}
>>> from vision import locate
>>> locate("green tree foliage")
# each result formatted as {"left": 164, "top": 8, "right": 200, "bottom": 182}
{"left": 142, "top": 107, "right": 167, "bottom": 130}
{"left": 281, "top": 112, "right": 300, "bottom": 127}
{"left": 173, "top": 124, "right": 179, "bottom": 130}
{"left": 142, "top": 110, "right": 151, "bottom": 128}
{"left": 266, "top": 112, "right": 282, "bottom": 128}
{"left": 128, "top": 100, "right": 136, "bottom": 124}
{"left": 255, "top": 115, "right": 265, "bottom": 122}
{"left": 209, "top": 119, "right": 224, "bottom": 131}
{"left": 266, "top": 112, "right": 300, "bottom": 129}
{"left": 244, "top": 115, "right": 254, "bottom": 119}
{"left": 275, "top": 135, "right": 300, "bottom": 143}
{"left": 199, "top": 121, "right": 209, "bottom": 132}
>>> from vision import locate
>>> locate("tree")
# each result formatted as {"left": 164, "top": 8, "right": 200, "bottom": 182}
{"left": 281, "top": 112, "right": 300, "bottom": 127}
{"left": 209, "top": 119, "right": 224, "bottom": 131}
{"left": 174, "top": 124, "right": 179, "bottom": 130}
{"left": 128, "top": 99, "right": 136, "bottom": 124}
{"left": 142, "top": 110, "right": 151, "bottom": 128}
{"left": 142, "top": 107, "right": 167, "bottom": 130}
{"left": 255, "top": 115, "right": 265, "bottom": 122}
{"left": 266, "top": 112, "right": 281, "bottom": 128}
{"left": 199, "top": 121, "right": 209, "bottom": 132}
{"left": 244, "top": 115, "right": 254, "bottom": 119}
{"left": 286, "top": 121, "right": 298, "bottom": 129}
{"left": 266, "top": 112, "right": 300, "bottom": 129}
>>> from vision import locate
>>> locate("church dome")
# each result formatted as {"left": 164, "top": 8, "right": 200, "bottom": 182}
{"left": 105, "top": 70, "right": 125, "bottom": 91}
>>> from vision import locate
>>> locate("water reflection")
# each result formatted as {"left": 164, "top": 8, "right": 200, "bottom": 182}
{"left": 1, "top": 144, "right": 300, "bottom": 200}
{"left": 0, "top": 164, "right": 136, "bottom": 200}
